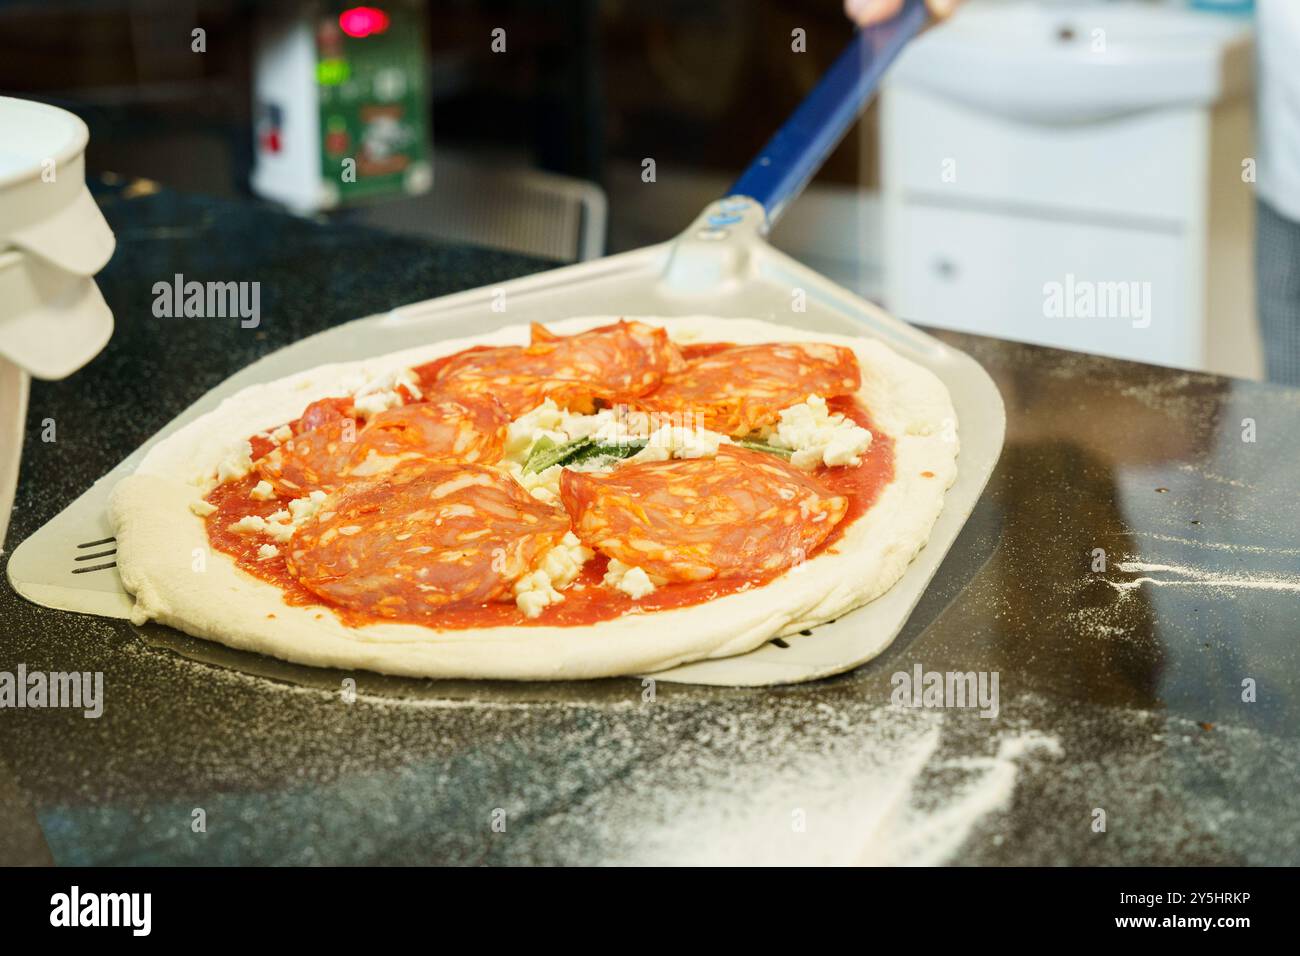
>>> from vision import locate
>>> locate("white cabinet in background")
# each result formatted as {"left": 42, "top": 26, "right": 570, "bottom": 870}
{"left": 880, "top": 1, "right": 1259, "bottom": 379}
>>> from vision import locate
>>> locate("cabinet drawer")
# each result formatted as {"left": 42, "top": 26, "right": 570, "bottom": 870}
{"left": 885, "top": 204, "right": 1199, "bottom": 368}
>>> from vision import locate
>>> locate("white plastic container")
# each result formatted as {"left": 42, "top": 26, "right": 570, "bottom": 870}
{"left": 0, "top": 96, "right": 116, "bottom": 548}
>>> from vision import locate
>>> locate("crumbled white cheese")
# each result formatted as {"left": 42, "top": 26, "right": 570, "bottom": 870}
{"left": 504, "top": 399, "right": 569, "bottom": 462}
{"left": 513, "top": 570, "right": 565, "bottom": 619}
{"left": 249, "top": 480, "right": 276, "bottom": 501}
{"left": 504, "top": 453, "right": 623, "bottom": 504}
{"left": 540, "top": 532, "right": 594, "bottom": 588}
{"left": 256, "top": 543, "right": 279, "bottom": 561}
{"left": 227, "top": 490, "right": 329, "bottom": 543}
{"left": 253, "top": 514, "right": 290, "bottom": 542}
{"left": 603, "top": 558, "right": 657, "bottom": 599}
{"left": 189, "top": 499, "right": 217, "bottom": 517}
{"left": 503, "top": 401, "right": 724, "bottom": 489}
{"left": 353, "top": 390, "right": 398, "bottom": 419}
{"left": 568, "top": 406, "right": 659, "bottom": 445}
{"left": 511, "top": 533, "right": 593, "bottom": 618}
{"left": 228, "top": 514, "right": 268, "bottom": 534}
{"left": 504, "top": 400, "right": 665, "bottom": 465}
{"left": 561, "top": 409, "right": 621, "bottom": 442}
{"left": 629, "top": 424, "right": 729, "bottom": 464}
{"left": 352, "top": 367, "right": 423, "bottom": 419}
{"left": 511, "top": 462, "right": 563, "bottom": 504}
{"left": 769, "top": 395, "right": 872, "bottom": 470}
{"left": 254, "top": 423, "right": 294, "bottom": 446}
{"left": 215, "top": 440, "right": 254, "bottom": 484}
{"left": 288, "top": 490, "right": 328, "bottom": 524}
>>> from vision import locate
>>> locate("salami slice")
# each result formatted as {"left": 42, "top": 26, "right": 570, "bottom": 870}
{"left": 425, "top": 320, "right": 685, "bottom": 417}
{"left": 559, "top": 445, "right": 848, "bottom": 583}
{"left": 287, "top": 464, "right": 570, "bottom": 617}
{"left": 257, "top": 396, "right": 507, "bottom": 495}
{"left": 528, "top": 319, "right": 686, "bottom": 374}
{"left": 347, "top": 396, "right": 508, "bottom": 478}
{"left": 256, "top": 415, "right": 357, "bottom": 496}
{"left": 297, "top": 396, "right": 355, "bottom": 434}
{"left": 636, "top": 342, "right": 861, "bottom": 436}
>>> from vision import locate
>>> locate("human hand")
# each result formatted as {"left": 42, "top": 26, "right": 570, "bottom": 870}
{"left": 844, "top": 0, "right": 962, "bottom": 28}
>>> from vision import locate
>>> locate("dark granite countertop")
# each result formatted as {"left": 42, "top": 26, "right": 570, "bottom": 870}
{"left": 2, "top": 182, "right": 1298, "bottom": 865}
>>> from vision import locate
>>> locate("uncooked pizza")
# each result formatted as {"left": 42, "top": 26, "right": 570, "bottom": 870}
{"left": 111, "top": 316, "right": 958, "bottom": 680}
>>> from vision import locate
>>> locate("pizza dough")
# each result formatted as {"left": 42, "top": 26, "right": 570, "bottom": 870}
{"left": 110, "top": 316, "right": 959, "bottom": 680}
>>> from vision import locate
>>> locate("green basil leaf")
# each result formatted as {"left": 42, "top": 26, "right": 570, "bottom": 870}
{"left": 524, "top": 435, "right": 654, "bottom": 474}
{"left": 565, "top": 439, "right": 646, "bottom": 467}
{"left": 736, "top": 439, "right": 793, "bottom": 459}
{"left": 523, "top": 435, "right": 590, "bottom": 474}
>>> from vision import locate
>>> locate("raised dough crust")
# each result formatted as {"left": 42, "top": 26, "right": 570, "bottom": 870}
{"left": 110, "top": 316, "right": 958, "bottom": 680}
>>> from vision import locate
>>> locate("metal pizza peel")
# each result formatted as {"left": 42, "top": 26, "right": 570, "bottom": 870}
{"left": 8, "top": 0, "right": 1004, "bottom": 687}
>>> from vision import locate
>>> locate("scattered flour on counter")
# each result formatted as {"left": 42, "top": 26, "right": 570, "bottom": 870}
{"left": 79, "top": 634, "right": 1300, "bottom": 865}
{"left": 874, "top": 732, "right": 1063, "bottom": 866}
{"left": 1175, "top": 462, "right": 1249, "bottom": 489}
{"left": 1111, "top": 561, "right": 1300, "bottom": 595}
{"left": 125, "top": 629, "right": 1065, "bottom": 865}
{"left": 603, "top": 711, "right": 1061, "bottom": 866}
{"left": 1118, "top": 531, "right": 1300, "bottom": 557}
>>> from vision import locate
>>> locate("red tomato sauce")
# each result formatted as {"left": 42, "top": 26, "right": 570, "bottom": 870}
{"left": 819, "top": 395, "right": 895, "bottom": 553}
{"left": 204, "top": 474, "right": 322, "bottom": 608}
{"left": 204, "top": 346, "right": 896, "bottom": 631}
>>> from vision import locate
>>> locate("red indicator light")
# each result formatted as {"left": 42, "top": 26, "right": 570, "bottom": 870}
{"left": 339, "top": 6, "right": 390, "bottom": 38}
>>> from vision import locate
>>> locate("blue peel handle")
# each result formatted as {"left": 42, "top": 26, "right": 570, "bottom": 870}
{"left": 725, "top": 0, "right": 929, "bottom": 228}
